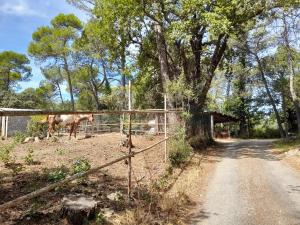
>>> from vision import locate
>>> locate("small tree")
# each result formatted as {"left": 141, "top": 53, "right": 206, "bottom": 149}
{"left": 0, "top": 51, "right": 31, "bottom": 91}
{"left": 28, "top": 13, "right": 83, "bottom": 111}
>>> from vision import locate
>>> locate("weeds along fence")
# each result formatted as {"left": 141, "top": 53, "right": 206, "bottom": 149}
{"left": 0, "top": 107, "right": 183, "bottom": 211}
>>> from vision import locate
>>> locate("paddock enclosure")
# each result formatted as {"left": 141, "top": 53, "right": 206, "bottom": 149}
{"left": 0, "top": 88, "right": 237, "bottom": 224}
{"left": 0, "top": 97, "right": 184, "bottom": 225}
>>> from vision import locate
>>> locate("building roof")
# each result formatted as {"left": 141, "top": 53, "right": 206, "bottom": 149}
{"left": 206, "top": 111, "right": 238, "bottom": 123}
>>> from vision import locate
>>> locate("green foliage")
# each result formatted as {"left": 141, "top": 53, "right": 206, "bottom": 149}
{"left": 273, "top": 137, "right": 300, "bottom": 153}
{"left": 169, "top": 127, "right": 192, "bottom": 167}
{"left": 56, "top": 148, "right": 66, "bottom": 156}
{"left": 13, "top": 131, "right": 26, "bottom": 144}
{"left": 27, "top": 115, "right": 48, "bottom": 137}
{"left": 180, "top": 111, "right": 191, "bottom": 120}
{"left": 95, "top": 212, "right": 107, "bottom": 225}
{"left": 166, "top": 75, "right": 194, "bottom": 102}
{"left": 45, "top": 165, "right": 69, "bottom": 182}
{"left": 9, "top": 163, "right": 24, "bottom": 176}
{"left": 24, "top": 148, "right": 35, "bottom": 165}
{"left": 0, "top": 50, "right": 32, "bottom": 91}
{"left": 252, "top": 127, "right": 281, "bottom": 139}
{"left": 0, "top": 143, "right": 15, "bottom": 165}
{"left": 72, "top": 158, "right": 91, "bottom": 174}
{"left": 28, "top": 13, "right": 83, "bottom": 110}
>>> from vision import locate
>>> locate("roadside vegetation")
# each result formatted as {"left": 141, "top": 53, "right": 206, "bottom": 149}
{"left": 273, "top": 137, "right": 300, "bottom": 154}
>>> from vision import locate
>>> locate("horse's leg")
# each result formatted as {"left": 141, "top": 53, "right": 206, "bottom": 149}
{"left": 47, "top": 124, "right": 53, "bottom": 139}
{"left": 69, "top": 124, "right": 74, "bottom": 140}
{"left": 74, "top": 123, "right": 78, "bottom": 139}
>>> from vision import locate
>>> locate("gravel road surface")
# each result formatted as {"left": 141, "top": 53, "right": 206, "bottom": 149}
{"left": 191, "top": 139, "right": 300, "bottom": 225}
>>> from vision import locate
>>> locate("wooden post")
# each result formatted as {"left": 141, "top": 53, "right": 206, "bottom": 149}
{"left": 128, "top": 81, "right": 132, "bottom": 111}
{"left": 127, "top": 113, "right": 132, "bottom": 198}
{"left": 127, "top": 80, "right": 132, "bottom": 199}
{"left": 210, "top": 114, "right": 214, "bottom": 138}
{"left": 1, "top": 116, "right": 5, "bottom": 139}
{"left": 164, "top": 94, "right": 167, "bottom": 163}
{"left": 5, "top": 116, "right": 8, "bottom": 139}
{"left": 155, "top": 113, "right": 159, "bottom": 135}
{"left": 120, "top": 113, "right": 124, "bottom": 134}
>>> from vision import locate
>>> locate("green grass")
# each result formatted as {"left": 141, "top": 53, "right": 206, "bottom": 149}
{"left": 273, "top": 138, "right": 300, "bottom": 154}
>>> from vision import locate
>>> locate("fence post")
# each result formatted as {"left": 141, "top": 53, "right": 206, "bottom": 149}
{"left": 1, "top": 116, "right": 5, "bottom": 139}
{"left": 127, "top": 80, "right": 132, "bottom": 199}
{"left": 164, "top": 94, "right": 167, "bottom": 163}
{"left": 120, "top": 115, "right": 123, "bottom": 134}
{"left": 5, "top": 116, "right": 8, "bottom": 139}
{"left": 127, "top": 113, "right": 132, "bottom": 199}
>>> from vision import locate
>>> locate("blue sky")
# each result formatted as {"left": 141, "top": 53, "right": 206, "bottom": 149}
{"left": 0, "top": 0, "right": 88, "bottom": 95}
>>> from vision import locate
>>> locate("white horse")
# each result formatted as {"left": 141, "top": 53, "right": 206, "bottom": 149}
{"left": 46, "top": 114, "right": 94, "bottom": 140}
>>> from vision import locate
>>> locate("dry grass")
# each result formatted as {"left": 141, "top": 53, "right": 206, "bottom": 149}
{"left": 112, "top": 149, "right": 218, "bottom": 225}
{"left": 273, "top": 138, "right": 300, "bottom": 154}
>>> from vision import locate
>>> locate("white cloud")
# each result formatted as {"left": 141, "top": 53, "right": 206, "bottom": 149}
{"left": 0, "top": 0, "right": 46, "bottom": 17}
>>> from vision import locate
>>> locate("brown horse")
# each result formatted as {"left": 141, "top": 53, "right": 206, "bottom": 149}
{"left": 45, "top": 114, "right": 94, "bottom": 139}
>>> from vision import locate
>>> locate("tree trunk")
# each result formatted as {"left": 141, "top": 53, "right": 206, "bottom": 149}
{"left": 282, "top": 14, "right": 300, "bottom": 134}
{"left": 90, "top": 82, "right": 101, "bottom": 110}
{"left": 56, "top": 82, "right": 64, "bottom": 104}
{"left": 63, "top": 57, "right": 75, "bottom": 111}
{"left": 255, "top": 54, "right": 285, "bottom": 138}
{"left": 154, "top": 22, "right": 170, "bottom": 90}
{"left": 238, "top": 52, "right": 249, "bottom": 138}
{"left": 120, "top": 34, "right": 127, "bottom": 109}
{"left": 198, "top": 35, "right": 228, "bottom": 107}
{"left": 186, "top": 102, "right": 214, "bottom": 148}
{"left": 281, "top": 89, "right": 289, "bottom": 137}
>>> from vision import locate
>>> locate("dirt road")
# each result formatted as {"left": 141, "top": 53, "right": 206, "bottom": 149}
{"left": 191, "top": 139, "right": 300, "bottom": 225}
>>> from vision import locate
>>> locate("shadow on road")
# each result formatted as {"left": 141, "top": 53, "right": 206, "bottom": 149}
{"left": 214, "top": 139, "right": 279, "bottom": 161}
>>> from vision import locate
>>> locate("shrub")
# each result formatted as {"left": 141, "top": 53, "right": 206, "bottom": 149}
{"left": 251, "top": 127, "right": 281, "bottom": 139}
{"left": 45, "top": 165, "right": 69, "bottom": 182}
{"left": 95, "top": 212, "right": 107, "bottom": 224}
{"left": 0, "top": 143, "right": 15, "bottom": 165}
{"left": 27, "top": 115, "right": 48, "bottom": 137}
{"left": 169, "top": 127, "right": 192, "bottom": 167}
{"left": 8, "top": 163, "right": 24, "bottom": 176}
{"left": 273, "top": 137, "right": 300, "bottom": 153}
{"left": 72, "top": 158, "right": 91, "bottom": 174}
{"left": 56, "top": 148, "right": 66, "bottom": 156}
{"left": 13, "top": 131, "right": 26, "bottom": 143}
{"left": 24, "top": 148, "right": 35, "bottom": 165}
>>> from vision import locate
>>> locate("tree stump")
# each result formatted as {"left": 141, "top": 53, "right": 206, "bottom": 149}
{"left": 60, "top": 194, "right": 98, "bottom": 225}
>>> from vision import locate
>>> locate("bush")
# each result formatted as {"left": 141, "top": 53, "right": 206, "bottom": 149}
{"left": 56, "top": 148, "right": 66, "bottom": 155}
{"left": 95, "top": 212, "right": 107, "bottom": 224}
{"left": 0, "top": 143, "right": 15, "bottom": 165}
{"left": 45, "top": 165, "right": 69, "bottom": 182}
{"left": 24, "top": 148, "right": 35, "bottom": 165}
{"left": 169, "top": 127, "right": 192, "bottom": 167}
{"left": 72, "top": 158, "right": 91, "bottom": 174}
{"left": 27, "top": 115, "right": 48, "bottom": 137}
{"left": 273, "top": 137, "right": 300, "bottom": 153}
{"left": 13, "top": 131, "right": 26, "bottom": 143}
{"left": 251, "top": 127, "right": 281, "bottom": 139}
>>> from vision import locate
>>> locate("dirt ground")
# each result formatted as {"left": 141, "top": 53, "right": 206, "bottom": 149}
{"left": 278, "top": 148, "right": 300, "bottom": 173}
{"left": 0, "top": 132, "right": 169, "bottom": 224}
